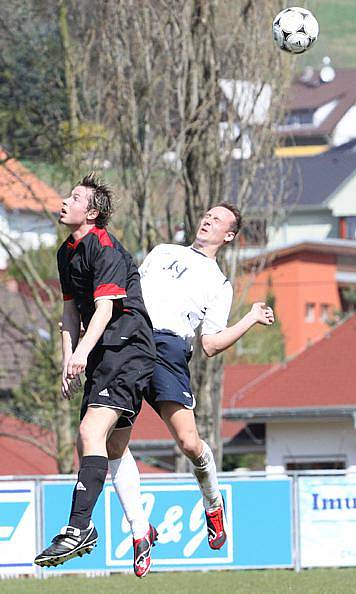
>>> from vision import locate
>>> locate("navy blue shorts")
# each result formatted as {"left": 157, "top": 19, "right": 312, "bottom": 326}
{"left": 145, "top": 331, "right": 196, "bottom": 412}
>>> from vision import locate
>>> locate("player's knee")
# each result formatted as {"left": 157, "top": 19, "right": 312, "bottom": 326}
{"left": 79, "top": 418, "right": 101, "bottom": 449}
{"left": 178, "top": 431, "right": 201, "bottom": 460}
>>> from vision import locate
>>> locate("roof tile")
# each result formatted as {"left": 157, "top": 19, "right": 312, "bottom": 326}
{"left": 0, "top": 151, "right": 61, "bottom": 213}
{"left": 226, "top": 314, "right": 356, "bottom": 411}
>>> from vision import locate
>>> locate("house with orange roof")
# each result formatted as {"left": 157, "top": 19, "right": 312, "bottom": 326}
{"left": 0, "top": 151, "right": 61, "bottom": 269}
{"left": 230, "top": 137, "right": 356, "bottom": 357}
{"left": 240, "top": 238, "right": 356, "bottom": 357}
{"left": 223, "top": 314, "right": 356, "bottom": 474}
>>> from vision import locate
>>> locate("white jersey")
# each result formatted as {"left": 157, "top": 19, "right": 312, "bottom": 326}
{"left": 139, "top": 244, "right": 233, "bottom": 339}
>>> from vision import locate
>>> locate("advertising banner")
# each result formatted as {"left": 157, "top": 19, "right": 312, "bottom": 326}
{"left": 0, "top": 481, "right": 37, "bottom": 576}
{"left": 299, "top": 475, "right": 356, "bottom": 567}
{"left": 41, "top": 476, "right": 293, "bottom": 574}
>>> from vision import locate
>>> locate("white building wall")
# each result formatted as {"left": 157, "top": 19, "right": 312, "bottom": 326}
{"left": 265, "top": 419, "right": 356, "bottom": 474}
{"left": 0, "top": 206, "right": 57, "bottom": 269}
{"left": 268, "top": 211, "right": 338, "bottom": 248}
{"left": 328, "top": 175, "right": 356, "bottom": 217}
{"left": 332, "top": 105, "right": 356, "bottom": 147}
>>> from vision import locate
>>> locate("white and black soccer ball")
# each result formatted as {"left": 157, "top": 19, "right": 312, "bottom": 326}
{"left": 272, "top": 6, "right": 319, "bottom": 54}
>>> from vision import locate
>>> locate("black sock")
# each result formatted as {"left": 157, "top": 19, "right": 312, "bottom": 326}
{"left": 69, "top": 455, "right": 108, "bottom": 530}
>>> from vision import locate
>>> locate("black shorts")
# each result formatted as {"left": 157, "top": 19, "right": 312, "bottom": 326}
{"left": 145, "top": 331, "right": 196, "bottom": 413}
{"left": 81, "top": 341, "right": 155, "bottom": 429}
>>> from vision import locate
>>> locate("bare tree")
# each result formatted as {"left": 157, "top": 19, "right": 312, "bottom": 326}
{"left": 85, "top": 0, "right": 294, "bottom": 469}
{"left": 0, "top": 0, "right": 296, "bottom": 472}
{"left": 176, "top": 0, "right": 294, "bottom": 469}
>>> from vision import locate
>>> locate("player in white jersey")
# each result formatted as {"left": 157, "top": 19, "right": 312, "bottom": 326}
{"left": 106, "top": 203, "right": 274, "bottom": 576}
{"left": 140, "top": 242, "right": 233, "bottom": 340}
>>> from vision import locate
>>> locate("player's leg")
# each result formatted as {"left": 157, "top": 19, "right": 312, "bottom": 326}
{"left": 107, "top": 428, "right": 149, "bottom": 538}
{"left": 159, "top": 401, "right": 226, "bottom": 550}
{"left": 107, "top": 427, "right": 158, "bottom": 577}
{"left": 35, "top": 406, "right": 119, "bottom": 567}
{"left": 105, "top": 339, "right": 157, "bottom": 578}
{"left": 68, "top": 406, "right": 118, "bottom": 527}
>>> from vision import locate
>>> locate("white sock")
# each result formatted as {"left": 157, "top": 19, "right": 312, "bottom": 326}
{"left": 109, "top": 449, "right": 149, "bottom": 539}
{"left": 191, "top": 441, "right": 221, "bottom": 512}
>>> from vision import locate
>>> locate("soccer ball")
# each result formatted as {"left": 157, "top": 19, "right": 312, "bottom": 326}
{"left": 272, "top": 6, "right": 319, "bottom": 54}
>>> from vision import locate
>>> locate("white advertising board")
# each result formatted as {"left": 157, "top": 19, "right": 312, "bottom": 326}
{"left": 0, "top": 481, "right": 37, "bottom": 576}
{"left": 299, "top": 475, "right": 356, "bottom": 567}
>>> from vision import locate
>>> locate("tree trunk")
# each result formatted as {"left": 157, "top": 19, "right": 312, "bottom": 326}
{"left": 58, "top": 0, "right": 79, "bottom": 180}
{"left": 175, "top": 0, "right": 224, "bottom": 471}
{"left": 190, "top": 343, "right": 224, "bottom": 469}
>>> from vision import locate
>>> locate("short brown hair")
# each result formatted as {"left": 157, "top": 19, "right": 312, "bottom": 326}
{"left": 79, "top": 172, "right": 114, "bottom": 228}
{"left": 216, "top": 202, "right": 242, "bottom": 236}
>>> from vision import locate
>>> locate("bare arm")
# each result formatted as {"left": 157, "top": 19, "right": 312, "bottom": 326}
{"left": 60, "top": 299, "right": 81, "bottom": 398}
{"left": 66, "top": 299, "right": 113, "bottom": 379}
{"left": 201, "top": 302, "right": 274, "bottom": 358}
{"left": 61, "top": 299, "right": 81, "bottom": 367}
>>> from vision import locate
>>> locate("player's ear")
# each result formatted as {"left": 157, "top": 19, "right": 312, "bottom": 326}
{"left": 224, "top": 231, "right": 235, "bottom": 244}
{"left": 86, "top": 208, "right": 100, "bottom": 224}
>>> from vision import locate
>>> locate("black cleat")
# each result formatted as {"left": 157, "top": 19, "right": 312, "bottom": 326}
{"left": 34, "top": 521, "right": 98, "bottom": 567}
{"left": 133, "top": 524, "right": 158, "bottom": 578}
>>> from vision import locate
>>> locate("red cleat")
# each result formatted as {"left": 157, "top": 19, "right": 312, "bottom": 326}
{"left": 133, "top": 524, "right": 158, "bottom": 578}
{"left": 205, "top": 501, "right": 226, "bottom": 550}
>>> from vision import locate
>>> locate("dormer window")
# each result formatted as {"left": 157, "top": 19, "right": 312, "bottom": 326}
{"left": 283, "top": 109, "right": 315, "bottom": 127}
{"left": 279, "top": 99, "right": 338, "bottom": 131}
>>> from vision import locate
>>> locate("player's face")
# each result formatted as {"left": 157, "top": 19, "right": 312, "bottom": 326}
{"left": 59, "top": 185, "right": 95, "bottom": 228}
{"left": 196, "top": 206, "right": 236, "bottom": 248}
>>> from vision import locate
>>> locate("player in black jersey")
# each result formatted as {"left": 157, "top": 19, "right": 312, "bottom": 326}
{"left": 34, "top": 174, "right": 157, "bottom": 575}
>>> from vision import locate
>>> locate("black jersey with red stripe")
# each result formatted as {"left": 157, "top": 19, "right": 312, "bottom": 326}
{"left": 57, "top": 226, "right": 152, "bottom": 346}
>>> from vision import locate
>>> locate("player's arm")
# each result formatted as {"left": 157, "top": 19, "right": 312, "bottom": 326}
{"left": 61, "top": 299, "right": 81, "bottom": 363}
{"left": 57, "top": 247, "right": 81, "bottom": 369}
{"left": 201, "top": 302, "right": 274, "bottom": 358}
{"left": 66, "top": 299, "right": 113, "bottom": 379}
{"left": 60, "top": 299, "right": 81, "bottom": 398}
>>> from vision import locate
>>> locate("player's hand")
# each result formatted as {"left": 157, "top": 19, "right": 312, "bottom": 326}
{"left": 61, "top": 374, "right": 81, "bottom": 400}
{"left": 250, "top": 302, "right": 275, "bottom": 326}
{"left": 66, "top": 346, "right": 88, "bottom": 379}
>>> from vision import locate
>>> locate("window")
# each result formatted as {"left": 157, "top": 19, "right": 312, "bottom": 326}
{"left": 285, "top": 455, "right": 346, "bottom": 473}
{"left": 320, "top": 303, "right": 330, "bottom": 323}
{"left": 305, "top": 302, "right": 315, "bottom": 322}
{"left": 339, "top": 217, "right": 356, "bottom": 240}
{"left": 346, "top": 217, "right": 356, "bottom": 240}
{"left": 339, "top": 286, "right": 356, "bottom": 313}
{"left": 286, "top": 461, "right": 345, "bottom": 471}
{"left": 279, "top": 109, "right": 315, "bottom": 129}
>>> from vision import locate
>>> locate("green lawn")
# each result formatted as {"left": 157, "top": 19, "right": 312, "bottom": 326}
{"left": 2, "top": 569, "right": 356, "bottom": 594}
{"left": 300, "top": 0, "right": 356, "bottom": 68}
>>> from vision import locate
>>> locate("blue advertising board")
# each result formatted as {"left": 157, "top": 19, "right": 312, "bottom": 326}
{"left": 41, "top": 476, "right": 293, "bottom": 573}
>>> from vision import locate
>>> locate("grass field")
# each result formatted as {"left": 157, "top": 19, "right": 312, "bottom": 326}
{"left": 301, "top": 0, "right": 356, "bottom": 68}
{"left": 2, "top": 569, "right": 356, "bottom": 594}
